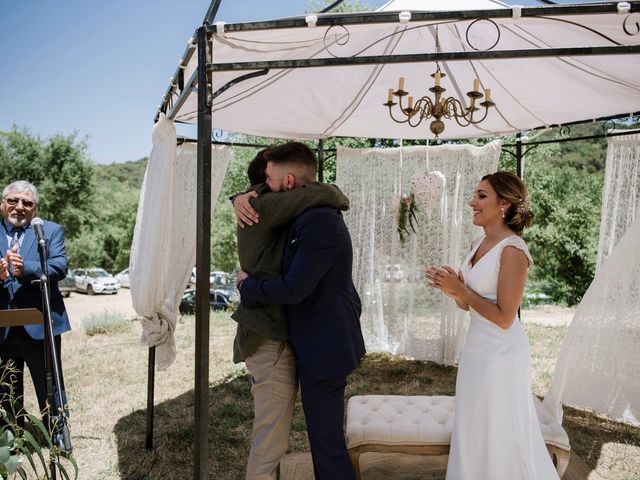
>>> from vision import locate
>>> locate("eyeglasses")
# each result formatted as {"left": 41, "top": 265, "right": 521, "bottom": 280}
{"left": 4, "top": 197, "right": 36, "bottom": 209}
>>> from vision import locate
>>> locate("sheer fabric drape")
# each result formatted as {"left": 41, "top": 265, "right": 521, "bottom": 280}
{"left": 129, "top": 114, "right": 232, "bottom": 370}
{"left": 545, "top": 133, "right": 640, "bottom": 425}
{"left": 336, "top": 142, "right": 500, "bottom": 365}
{"left": 544, "top": 215, "right": 640, "bottom": 425}
{"left": 596, "top": 133, "right": 640, "bottom": 269}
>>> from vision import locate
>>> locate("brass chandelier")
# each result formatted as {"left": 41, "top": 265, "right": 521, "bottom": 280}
{"left": 384, "top": 63, "right": 496, "bottom": 140}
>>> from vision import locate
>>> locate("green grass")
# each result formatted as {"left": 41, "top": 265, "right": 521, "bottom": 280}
{"left": 82, "top": 311, "right": 132, "bottom": 336}
{"left": 56, "top": 309, "right": 640, "bottom": 479}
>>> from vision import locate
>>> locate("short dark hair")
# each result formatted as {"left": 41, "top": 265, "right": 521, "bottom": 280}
{"left": 263, "top": 142, "right": 317, "bottom": 182}
{"left": 247, "top": 149, "right": 268, "bottom": 185}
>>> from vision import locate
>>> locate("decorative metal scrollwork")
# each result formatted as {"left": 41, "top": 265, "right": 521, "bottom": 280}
{"left": 602, "top": 119, "right": 617, "bottom": 135}
{"left": 465, "top": 18, "right": 501, "bottom": 51}
{"left": 324, "top": 25, "right": 351, "bottom": 58}
{"left": 559, "top": 125, "right": 571, "bottom": 138}
{"left": 623, "top": 12, "right": 640, "bottom": 36}
{"left": 212, "top": 129, "right": 225, "bottom": 141}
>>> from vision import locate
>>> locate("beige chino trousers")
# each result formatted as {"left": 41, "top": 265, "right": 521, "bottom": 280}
{"left": 245, "top": 339, "right": 298, "bottom": 480}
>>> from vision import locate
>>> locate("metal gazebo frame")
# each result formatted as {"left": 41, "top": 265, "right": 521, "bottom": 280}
{"left": 147, "top": 1, "right": 640, "bottom": 478}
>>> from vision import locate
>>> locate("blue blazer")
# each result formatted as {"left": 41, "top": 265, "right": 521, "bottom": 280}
{"left": 1, "top": 220, "right": 71, "bottom": 341}
{"left": 240, "top": 207, "right": 365, "bottom": 380}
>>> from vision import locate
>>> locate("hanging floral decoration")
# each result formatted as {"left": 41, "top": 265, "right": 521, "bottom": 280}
{"left": 394, "top": 170, "right": 446, "bottom": 245}
{"left": 396, "top": 193, "right": 418, "bottom": 244}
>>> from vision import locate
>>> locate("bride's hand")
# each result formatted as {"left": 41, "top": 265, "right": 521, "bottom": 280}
{"left": 426, "top": 265, "right": 465, "bottom": 298}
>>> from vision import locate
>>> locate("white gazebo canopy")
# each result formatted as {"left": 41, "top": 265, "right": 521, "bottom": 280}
{"left": 162, "top": 1, "right": 640, "bottom": 142}
{"left": 145, "top": 2, "right": 640, "bottom": 477}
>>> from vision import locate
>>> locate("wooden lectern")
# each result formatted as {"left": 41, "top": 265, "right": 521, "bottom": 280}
{"left": 0, "top": 308, "right": 43, "bottom": 327}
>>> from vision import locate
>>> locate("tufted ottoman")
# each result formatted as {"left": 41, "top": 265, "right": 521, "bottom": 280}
{"left": 345, "top": 395, "right": 570, "bottom": 479}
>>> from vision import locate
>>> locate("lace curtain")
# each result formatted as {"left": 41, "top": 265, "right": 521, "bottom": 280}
{"left": 130, "top": 114, "right": 232, "bottom": 370}
{"left": 596, "top": 134, "right": 640, "bottom": 269}
{"left": 544, "top": 133, "right": 640, "bottom": 425}
{"left": 544, "top": 215, "right": 640, "bottom": 425}
{"left": 336, "top": 141, "right": 501, "bottom": 365}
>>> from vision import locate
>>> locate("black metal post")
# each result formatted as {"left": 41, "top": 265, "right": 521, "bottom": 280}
{"left": 516, "top": 132, "right": 524, "bottom": 323}
{"left": 204, "top": 0, "right": 223, "bottom": 25}
{"left": 194, "top": 25, "right": 213, "bottom": 480}
{"left": 516, "top": 132, "right": 523, "bottom": 178}
{"left": 145, "top": 346, "right": 156, "bottom": 451}
{"left": 318, "top": 139, "right": 325, "bottom": 183}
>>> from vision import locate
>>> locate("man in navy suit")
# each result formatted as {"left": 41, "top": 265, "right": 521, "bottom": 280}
{"left": 237, "top": 150, "right": 366, "bottom": 479}
{"left": 0, "top": 180, "right": 71, "bottom": 425}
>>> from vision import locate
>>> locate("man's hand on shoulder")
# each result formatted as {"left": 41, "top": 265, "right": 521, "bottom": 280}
{"left": 233, "top": 191, "right": 260, "bottom": 227}
{"left": 236, "top": 270, "right": 249, "bottom": 289}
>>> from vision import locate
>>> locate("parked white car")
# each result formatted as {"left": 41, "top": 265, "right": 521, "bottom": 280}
{"left": 115, "top": 268, "right": 130, "bottom": 288}
{"left": 74, "top": 268, "right": 120, "bottom": 295}
{"left": 384, "top": 264, "right": 404, "bottom": 282}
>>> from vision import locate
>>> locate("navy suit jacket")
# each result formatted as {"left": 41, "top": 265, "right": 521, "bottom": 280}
{"left": 0, "top": 220, "right": 71, "bottom": 341}
{"left": 240, "top": 207, "right": 366, "bottom": 380}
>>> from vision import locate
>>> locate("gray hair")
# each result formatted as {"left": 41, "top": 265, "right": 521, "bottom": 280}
{"left": 3, "top": 180, "right": 39, "bottom": 205}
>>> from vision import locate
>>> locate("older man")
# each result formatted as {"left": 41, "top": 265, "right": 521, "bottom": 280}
{"left": 0, "top": 180, "right": 71, "bottom": 425}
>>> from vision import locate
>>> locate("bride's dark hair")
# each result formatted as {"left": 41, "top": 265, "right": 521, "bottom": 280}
{"left": 481, "top": 171, "right": 534, "bottom": 234}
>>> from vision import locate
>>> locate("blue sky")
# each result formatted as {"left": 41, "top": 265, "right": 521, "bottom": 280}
{"left": 1, "top": 0, "right": 577, "bottom": 164}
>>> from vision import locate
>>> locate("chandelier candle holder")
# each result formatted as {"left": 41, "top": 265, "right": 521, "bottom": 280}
{"left": 384, "top": 65, "right": 496, "bottom": 139}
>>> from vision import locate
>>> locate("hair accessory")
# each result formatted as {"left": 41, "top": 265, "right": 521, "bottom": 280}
{"left": 516, "top": 195, "right": 530, "bottom": 214}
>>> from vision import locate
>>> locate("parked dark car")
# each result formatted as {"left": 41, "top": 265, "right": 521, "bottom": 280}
{"left": 179, "top": 289, "right": 233, "bottom": 314}
{"left": 58, "top": 269, "right": 76, "bottom": 297}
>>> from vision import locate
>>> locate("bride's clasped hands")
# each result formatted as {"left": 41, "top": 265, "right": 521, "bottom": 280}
{"left": 425, "top": 265, "right": 468, "bottom": 310}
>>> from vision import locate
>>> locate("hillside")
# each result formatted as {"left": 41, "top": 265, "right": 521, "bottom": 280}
{"left": 95, "top": 157, "right": 147, "bottom": 189}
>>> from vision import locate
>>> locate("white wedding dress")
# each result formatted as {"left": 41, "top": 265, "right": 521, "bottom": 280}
{"left": 445, "top": 235, "right": 560, "bottom": 480}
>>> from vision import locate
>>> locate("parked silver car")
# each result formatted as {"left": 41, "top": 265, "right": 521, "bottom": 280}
{"left": 115, "top": 268, "right": 130, "bottom": 288}
{"left": 58, "top": 269, "right": 76, "bottom": 297}
{"left": 74, "top": 268, "right": 120, "bottom": 295}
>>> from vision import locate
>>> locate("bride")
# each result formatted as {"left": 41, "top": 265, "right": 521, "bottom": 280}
{"left": 426, "top": 172, "right": 560, "bottom": 480}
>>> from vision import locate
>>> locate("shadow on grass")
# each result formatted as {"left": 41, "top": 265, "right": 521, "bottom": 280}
{"left": 112, "top": 352, "right": 639, "bottom": 479}
{"left": 562, "top": 405, "right": 640, "bottom": 475}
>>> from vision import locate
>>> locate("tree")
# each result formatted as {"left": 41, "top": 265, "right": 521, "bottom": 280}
{"left": 66, "top": 159, "right": 145, "bottom": 272}
{"left": 517, "top": 144, "right": 603, "bottom": 305}
{"left": 307, "top": 0, "right": 373, "bottom": 13}
{"left": 0, "top": 129, "right": 96, "bottom": 239}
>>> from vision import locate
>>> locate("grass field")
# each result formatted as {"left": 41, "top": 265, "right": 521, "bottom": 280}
{"left": 20, "top": 309, "right": 640, "bottom": 479}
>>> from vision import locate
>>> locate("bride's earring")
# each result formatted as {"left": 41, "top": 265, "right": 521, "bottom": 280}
{"left": 501, "top": 207, "right": 505, "bottom": 218}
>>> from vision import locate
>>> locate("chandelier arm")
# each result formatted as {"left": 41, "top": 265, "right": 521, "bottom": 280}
{"left": 415, "top": 96, "right": 435, "bottom": 119}
{"left": 387, "top": 106, "right": 413, "bottom": 124}
{"left": 407, "top": 109, "right": 426, "bottom": 128}
{"left": 467, "top": 106, "right": 491, "bottom": 125}
{"left": 443, "top": 98, "right": 473, "bottom": 126}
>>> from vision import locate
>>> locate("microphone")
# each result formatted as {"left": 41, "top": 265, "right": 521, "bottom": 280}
{"left": 32, "top": 217, "right": 46, "bottom": 248}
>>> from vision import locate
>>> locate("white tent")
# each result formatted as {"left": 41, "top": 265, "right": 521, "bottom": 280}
{"left": 161, "top": 1, "right": 640, "bottom": 141}
{"left": 148, "top": 2, "right": 640, "bottom": 477}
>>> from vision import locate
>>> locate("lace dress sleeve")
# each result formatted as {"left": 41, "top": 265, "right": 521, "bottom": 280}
{"left": 498, "top": 235, "right": 533, "bottom": 267}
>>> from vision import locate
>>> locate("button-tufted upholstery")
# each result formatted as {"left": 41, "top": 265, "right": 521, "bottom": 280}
{"left": 346, "top": 395, "right": 570, "bottom": 479}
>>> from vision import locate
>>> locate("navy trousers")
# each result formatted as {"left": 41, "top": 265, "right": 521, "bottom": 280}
{"left": 0, "top": 327, "right": 66, "bottom": 426}
{"left": 298, "top": 363, "right": 355, "bottom": 480}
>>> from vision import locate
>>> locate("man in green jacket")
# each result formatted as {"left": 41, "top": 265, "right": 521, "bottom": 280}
{"left": 231, "top": 142, "right": 349, "bottom": 480}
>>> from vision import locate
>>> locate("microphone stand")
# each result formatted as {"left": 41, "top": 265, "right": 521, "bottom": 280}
{"left": 35, "top": 237, "right": 72, "bottom": 475}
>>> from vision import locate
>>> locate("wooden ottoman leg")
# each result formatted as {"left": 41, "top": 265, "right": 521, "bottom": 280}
{"left": 349, "top": 448, "right": 362, "bottom": 480}
{"left": 547, "top": 445, "right": 570, "bottom": 479}
{"left": 555, "top": 449, "right": 570, "bottom": 479}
